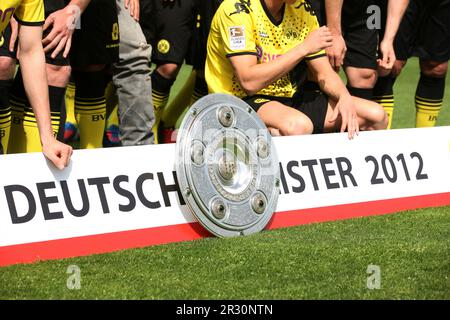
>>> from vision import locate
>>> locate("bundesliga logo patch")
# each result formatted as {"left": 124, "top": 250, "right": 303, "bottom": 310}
{"left": 229, "top": 26, "right": 246, "bottom": 50}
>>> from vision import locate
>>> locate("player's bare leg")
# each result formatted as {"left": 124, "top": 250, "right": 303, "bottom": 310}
{"left": 0, "top": 56, "right": 16, "bottom": 153}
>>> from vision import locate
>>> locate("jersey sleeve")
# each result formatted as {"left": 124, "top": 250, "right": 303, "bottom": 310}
{"left": 214, "top": 1, "right": 257, "bottom": 58}
{"left": 14, "top": 0, "right": 45, "bottom": 26}
{"left": 302, "top": 5, "right": 326, "bottom": 60}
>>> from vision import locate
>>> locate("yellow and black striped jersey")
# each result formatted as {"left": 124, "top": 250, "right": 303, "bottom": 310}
{"left": 0, "top": 0, "right": 45, "bottom": 34}
{"left": 206, "top": 0, "right": 325, "bottom": 98}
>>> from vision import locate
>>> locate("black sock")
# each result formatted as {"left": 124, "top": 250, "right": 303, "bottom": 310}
{"left": 8, "top": 70, "right": 28, "bottom": 153}
{"left": 415, "top": 73, "right": 446, "bottom": 127}
{"left": 152, "top": 70, "right": 175, "bottom": 92}
{"left": 49, "top": 85, "right": 67, "bottom": 142}
{"left": 151, "top": 71, "right": 175, "bottom": 144}
{"left": 151, "top": 70, "right": 175, "bottom": 111}
{"left": 0, "top": 79, "right": 13, "bottom": 154}
{"left": 191, "top": 75, "right": 208, "bottom": 105}
{"left": 416, "top": 73, "right": 446, "bottom": 99}
{"left": 73, "top": 70, "right": 108, "bottom": 149}
{"left": 373, "top": 76, "right": 395, "bottom": 97}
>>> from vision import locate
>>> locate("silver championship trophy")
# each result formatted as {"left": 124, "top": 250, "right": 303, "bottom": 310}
{"left": 176, "top": 94, "right": 280, "bottom": 238}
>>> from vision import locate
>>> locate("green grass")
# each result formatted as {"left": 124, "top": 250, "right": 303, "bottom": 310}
{"left": 1, "top": 206, "right": 449, "bottom": 299}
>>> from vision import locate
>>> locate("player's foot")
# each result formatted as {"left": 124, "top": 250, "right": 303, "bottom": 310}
{"left": 64, "top": 122, "right": 79, "bottom": 143}
{"left": 104, "top": 124, "right": 121, "bottom": 147}
{"left": 160, "top": 127, "right": 177, "bottom": 144}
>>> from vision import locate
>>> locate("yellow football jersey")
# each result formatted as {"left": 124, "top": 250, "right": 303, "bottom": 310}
{"left": 206, "top": 0, "right": 325, "bottom": 98}
{"left": 0, "top": 0, "right": 44, "bottom": 34}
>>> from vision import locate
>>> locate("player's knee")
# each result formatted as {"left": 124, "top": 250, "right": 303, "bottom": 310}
{"left": 0, "top": 57, "right": 16, "bottom": 79}
{"left": 390, "top": 60, "right": 406, "bottom": 78}
{"left": 58, "top": 65, "right": 72, "bottom": 79}
{"left": 369, "top": 103, "right": 388, "bottom": 128}
{"left": 283, "top": 116, "right": 313, "bottom": 136}
{"left": 420, "top": 60, "right": 448, "bottom": 78}
{"left": 156, "top": 63, "right": 180, "bottom": 80}
{"left": 379, "top": 109, "right": 389, "bottom": 129}
{"left": 350, "top": 69, "right": 377, "bottom": 88}
{"left": 46, "top": 64, "right": 72, "bottom": 87}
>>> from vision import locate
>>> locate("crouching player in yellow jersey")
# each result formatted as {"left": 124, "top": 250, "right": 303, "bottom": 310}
{"left": 0, "top": 0, "right": 72, "bottom": 169}
{"left": 206, "top": 0, "right": 388, "bottom": 139}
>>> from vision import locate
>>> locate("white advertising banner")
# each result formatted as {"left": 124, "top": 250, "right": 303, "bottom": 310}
{"left": 0, "top": 127, "right": 449, "bottom": 266}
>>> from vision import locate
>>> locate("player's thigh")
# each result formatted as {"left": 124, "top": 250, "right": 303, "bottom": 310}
{"left": 0, "top": 25, "right": 16, "bottom": 80}
{"left": 156, "top": 63, "right": 181, "bottom": 80}
{"left": 46, "top": 63, "right": 71, "bottom": 87}
{"left": 324, "top": 96, "right": 387, "bottom": 131}
{"left": 419, "top": 60, "right": 448, "bottom": 78}
{"left": 390, "top": 60, "right": 407, "bottom": 78}
{"left": 257, "top": 101, "right": 313, "bottom": 136}
{"left": 352, "top": 96, "right": 387, "bottom": 129}
{"left": 0, "top": 57, "right": 16, "bottom": 80}
{"left": 345, "top": 67, "right": 378, "bottom": 88}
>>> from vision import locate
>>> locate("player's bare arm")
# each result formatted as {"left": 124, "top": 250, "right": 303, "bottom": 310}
{"left": 378, "top": 0, "right": 409, "bottom": 73}
{"left": 325, "top": 0, "right": 346, "bottom": 71}
{"left": 18, "top": 25, "right": 73, "bottom": 169}
{"left": 229, "top": 26, "right": 333, "bottom": 96}
{"left": 42, "top": 0, "right": 92, "bottom": 58}
{"left": 307, "top": 56, "right": 359, "bottom": 139}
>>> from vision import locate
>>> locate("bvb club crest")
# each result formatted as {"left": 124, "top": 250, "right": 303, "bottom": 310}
{"left": 157, "top": 39, "right": 170, "bottom": 54}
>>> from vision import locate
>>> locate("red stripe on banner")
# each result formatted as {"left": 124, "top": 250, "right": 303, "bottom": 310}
{"left": 267, "top": 192, "right": 450, "bottom": 229}
{"left": 1, "top": 192, "right": 449, "bottom": 267}
{"left": 0, "top": 222, "right": 211, "bottom": 267}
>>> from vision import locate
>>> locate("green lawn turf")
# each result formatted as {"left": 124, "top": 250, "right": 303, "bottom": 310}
{"left": 1, "top": 206, "right": 449, "bottom": 299}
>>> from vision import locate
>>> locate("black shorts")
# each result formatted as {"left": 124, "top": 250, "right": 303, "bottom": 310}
{"left": 0, "top": 25, "right": 15, "bottom": 59}
{"left": 243, "top": 82, "right": 328, "bottom": 134}
{"left": 395, "top": 0, "right": 450, "bottom": 62}
{"left": 0, "top": 0, "right": 69, "bottom": 66}
{"left": 70, "top": 0, "right": 119, "bottom": 68}
{"left": 309, "top": 0, "right": 326, "bottom": 26}
{"left": 192, "top": 0, "right": 223, "bottom": 70}
{"left": 313, "top": 0, "right": 379, "bottom": 70}
{"left": 342, "top": 0, "right": 379, "bottom": 69}
{"left": 44, "top": 0, "right": 66, "bottom": 14}
{"left": 43, "top": 0, "right": 69, "bottom": 65}
{"left": 139, "top": 0, "right": 154, "bottom": 45}
{"left": 140, "top": 0, "right": 196, "bottom": 65}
